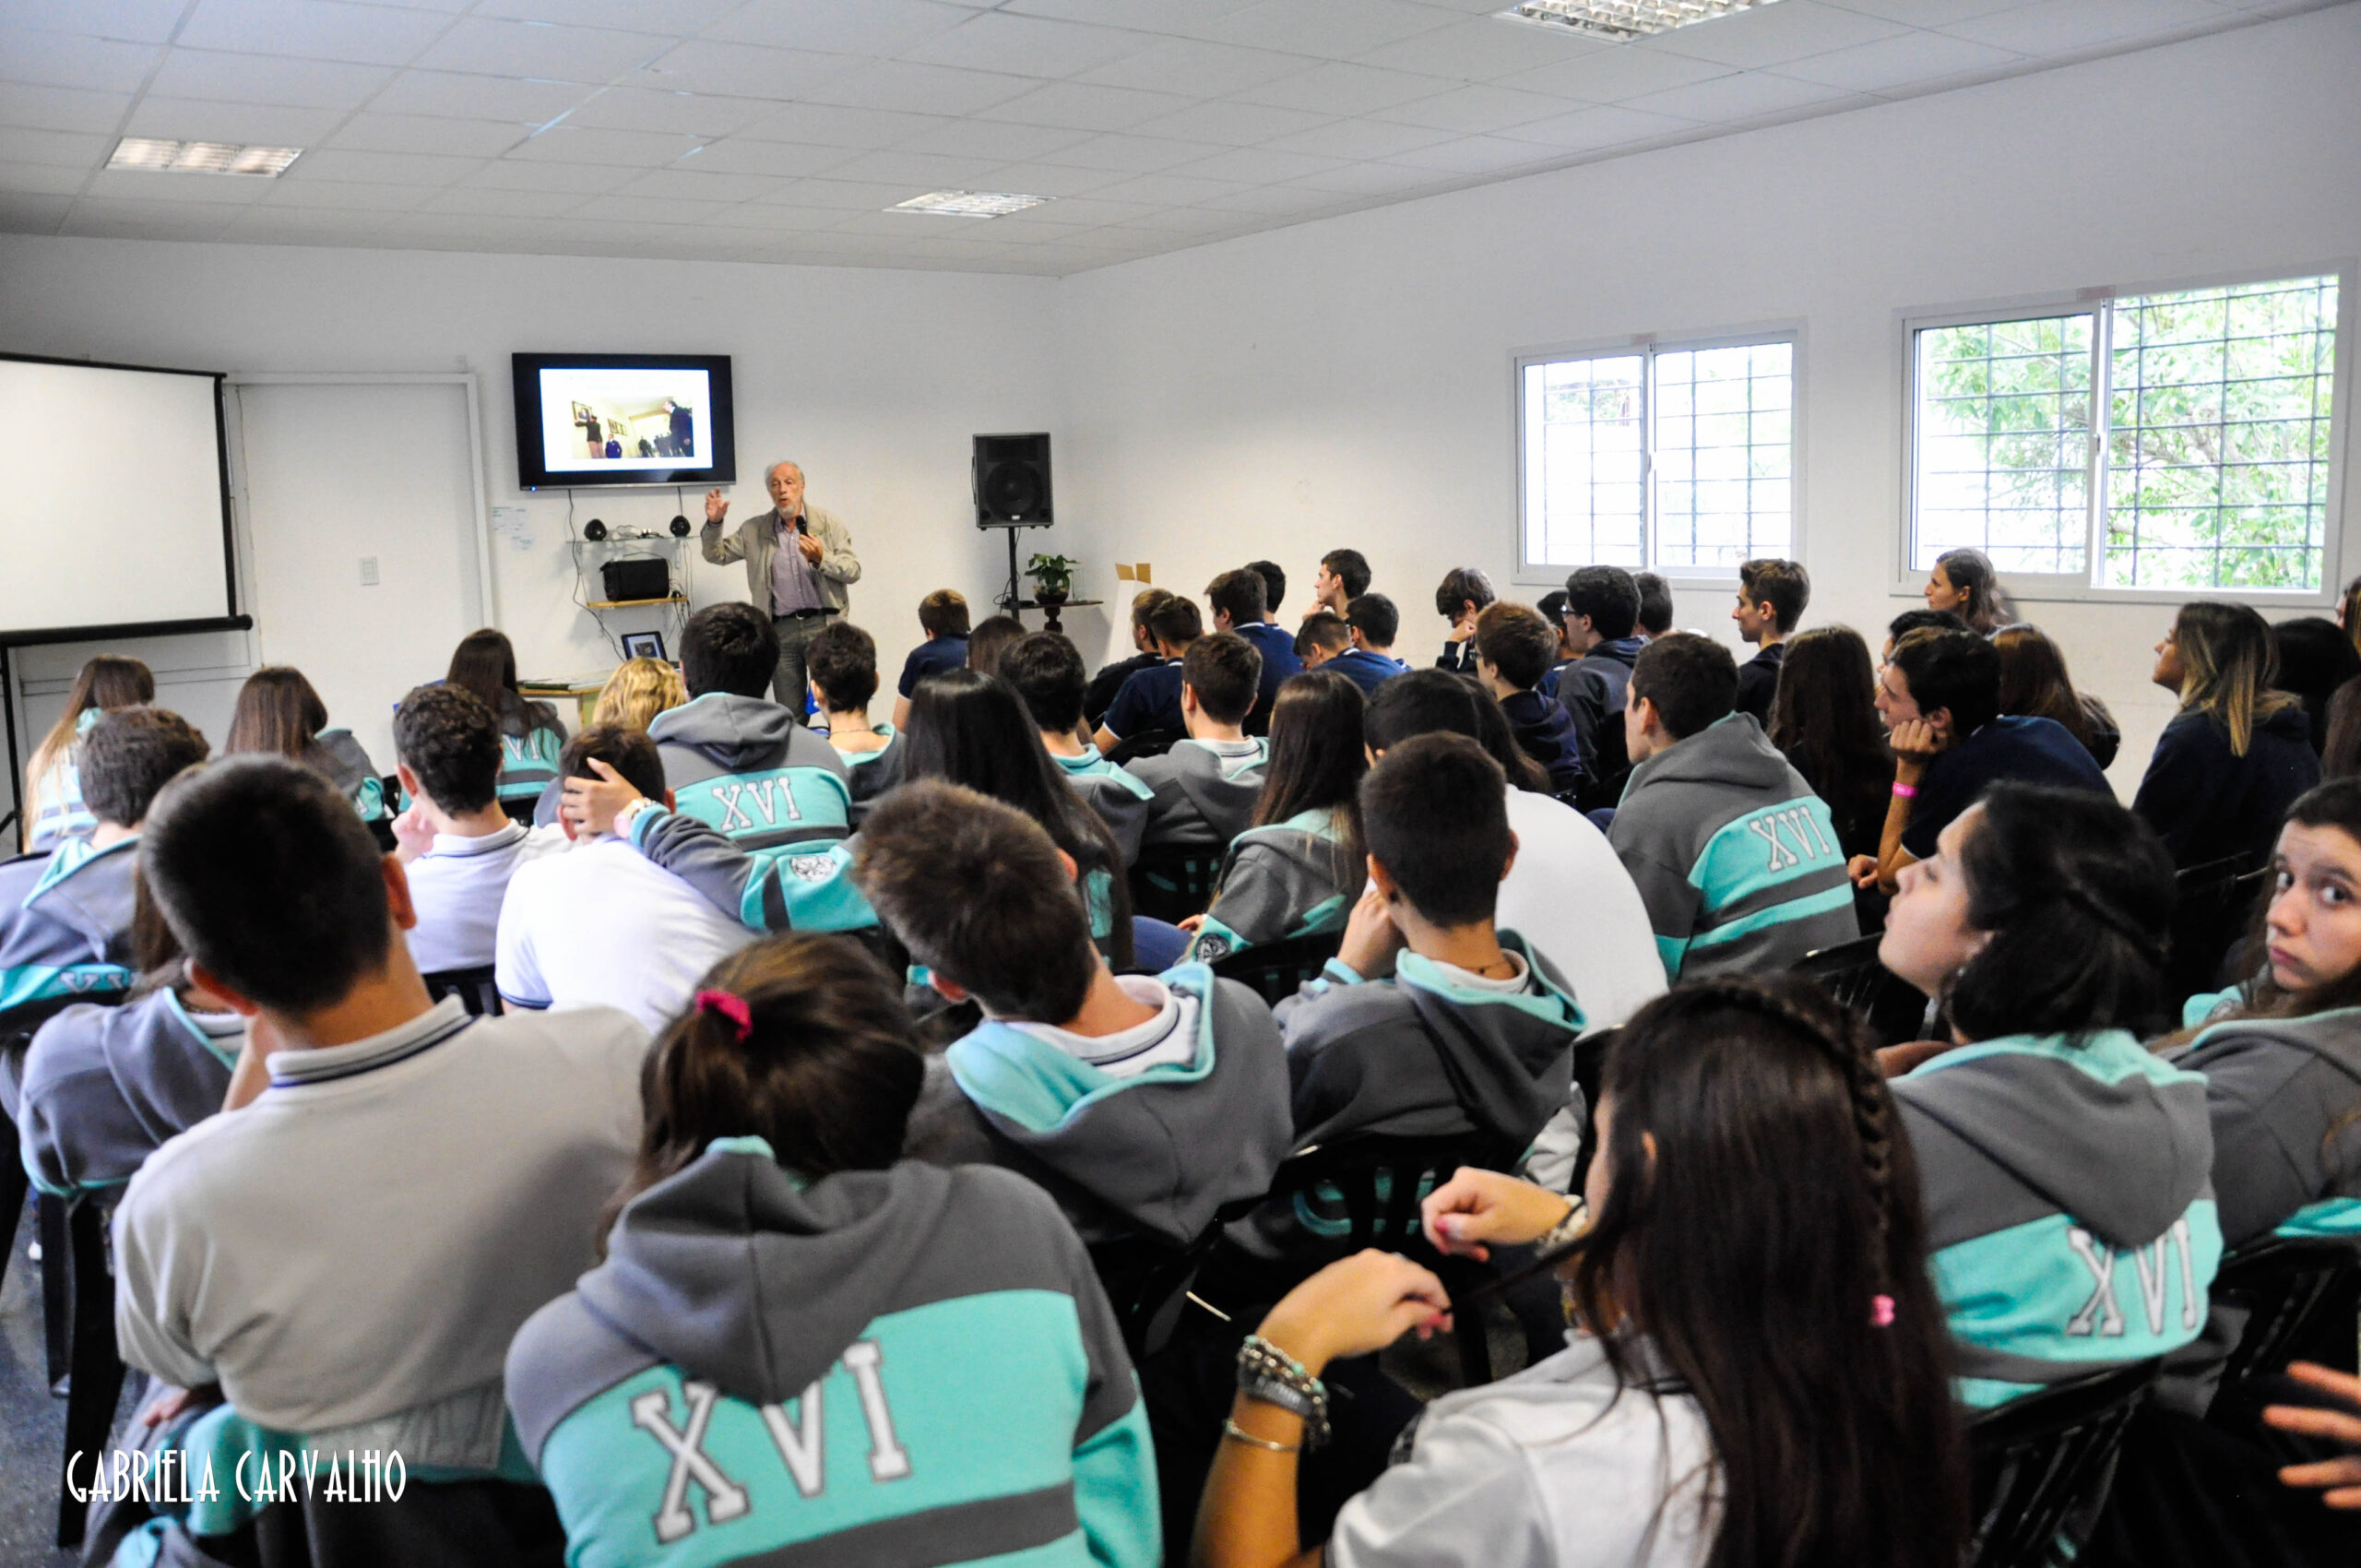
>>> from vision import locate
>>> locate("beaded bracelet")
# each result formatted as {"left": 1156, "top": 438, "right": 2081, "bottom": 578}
{"left": 1236, "top": 1335, "right": 1330, "bottom": 1450}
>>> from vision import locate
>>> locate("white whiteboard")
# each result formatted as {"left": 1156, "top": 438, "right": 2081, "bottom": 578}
{"left": 0, "top": 356, "right": 235, "bottom": 640}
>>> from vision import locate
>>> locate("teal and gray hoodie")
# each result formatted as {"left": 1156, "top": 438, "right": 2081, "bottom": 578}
{"left": 1607, "top": 713, "right": 1857, "bottom": 982}
{"left": 15, "top": 988, "right": 240, "bottom": 1199}
{"left": 1892, "top": 1030, "right": 2222, "bottom": 1409}
{"left": 496, "top": 720, "right": 566, "bottom": 807}
{"left": 1184, "top": 808, "right": 1356, "bottom": 962}
{"left": 648, "top": 694, "right": 854, "bottom": 857}
{"left": 504, "top": 1142, "right": 1157, "bottom": 1568}
{"left": 314, "top": 728, "right": 387, "bottom": 823}
{"left": 0, "top": 837, "right": 138, "bottom": 1014}
{"left": 1124, "top": 738, "right": 1267, "bottom": 852}
{"left": 1056, "top": 748, "right": 1156, "bottom": 865}
{"left": 906, "top": 966, "right": 1292, "bottom": 1246}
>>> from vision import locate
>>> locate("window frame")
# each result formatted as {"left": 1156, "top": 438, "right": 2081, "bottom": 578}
{"left": 1897, "top": 263, "right": 2355, "bottom": 609}
{"left": 1512, "top": 320, "right": 1807, "bottom": 589}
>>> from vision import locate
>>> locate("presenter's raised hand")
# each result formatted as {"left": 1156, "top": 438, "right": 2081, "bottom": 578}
{"left": 704, "top": 487, "right": 729, "bottom": 525}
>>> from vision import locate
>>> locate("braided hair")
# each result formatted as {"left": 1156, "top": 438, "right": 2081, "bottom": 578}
{"left": 1564, "top": 974, "right": 1965, "bottom": 1568}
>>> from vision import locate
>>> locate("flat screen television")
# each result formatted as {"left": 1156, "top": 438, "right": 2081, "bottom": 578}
{"left": 513, "top": 352, "right": 735, "bottom": 489}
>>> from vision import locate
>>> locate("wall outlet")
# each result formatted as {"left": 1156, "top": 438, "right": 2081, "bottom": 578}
{"left": 359, "top": 556, "right": 379, "bottom": 586}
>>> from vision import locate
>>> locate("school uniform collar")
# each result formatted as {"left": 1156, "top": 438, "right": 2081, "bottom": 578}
{"left": 267, "top": 994, "right": 474, "bottom": 1088}
{"left": 426, "top": 822, "right": 529, "bottom": 858}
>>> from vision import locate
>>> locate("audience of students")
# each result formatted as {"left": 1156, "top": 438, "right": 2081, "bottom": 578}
{"left": 1460, "top": 671, "right": 1554, "bottom": 794}
{"left": 225, "top": 665, "right": 387, "bottom": 823}
{"left": 1854, "top": 626, "right": 2109, "bottom": 892}
{"left": 1, "top": 706, "right": 206, "bottom": 1016}
{"left": 444, "top": 627, "right": 565, "bottom": 812}
{"left": 115, "top": 754, "right": 647, "bottom": 1559}
{"left": 497, "top": 725, "right": 754, "bottom": 1034}
{"left": 1185, "top": 669, "right": 1366, "bottom": 961}
{"left": 1765, "top": 625, "right": 1892, "bottom": 863}
{"left": 892, "top": 586, "right": 969, "bottom": 730}
{"left": 591, "top": 654, "right": 687, "bottom": 731}
{"left": 1924, "top": 544, "right": 2015, "bottom": 634}
{"left": 647, "top": 602, "right": 854, "bottom": 859}
{"left": 2137, "top": 600, "right": 2320, "bottom": 869}
{"left": 1247, "top": 559, "right": 1286, "bottom": 618}
{"left": 804, "top": 619, "right": 904, "bottom": 809}
{"left": 1326, "top": 593, "right": 1410, "bottom": 695}
{"left": 1994, "top": 621, "right": 2119, "bottom": 769}
{"left": 1096, "top": 593, "right": 1202, "bottom": 749}
{"left": 1884, "top": 605, "right": 1966, "bottom": 659}
{"left": 1610, "top": 634, "right": 1858, "bottom": 981}
{"left": 1430, "top": 564, "right": 1497, "bottom": 673}
{"left": 1307, "top": 547, "right": 1370, "bottom": 620}
{"left": 963, "top": 612, "right": 1026, "bottom": 680}
{"left": 1207, "top": 565, "right": 1301, "bottom": 735}
{"left": 1470, "top": 600, "right": 1583, "bottom": 797}
{"left": 504, "top": 930, "right": 1159, "bottom": 1568}
{"left": 1729, "top": 556, "right": 1809, "bottom": 723}
{"left": 1125, "top": 631, "right": 1268, "bottom": 851}
{"left": 1633, "top": 568, "right": 1675, "bottom": 639}
{"left": 1197, "top": 977, "right": 1966, "bottom": 1568}
{"left": 1293, "top": 610, "right": 1350, "bottom": 673}
{"left": 1003, "top": 629, "right": 1155, "bottom": 861}
{"left": 2273, "top": 616, "right": 2361, "bottom": 767}
{"left": 1551, "top": 564, "right": 1647, "bottom": 808}
{"left": 1085, "top": 587, "right": 1174, "bottom": 731}
{"left": 390, "top": 683, "right": 564, "bottom": 975}
{"left": 18, "top": 653, "right": 152, "bottom": 850}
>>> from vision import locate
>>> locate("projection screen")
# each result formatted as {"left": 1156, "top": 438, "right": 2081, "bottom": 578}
{"left": 0, "top": 353, "right": 241, "bottom": 644}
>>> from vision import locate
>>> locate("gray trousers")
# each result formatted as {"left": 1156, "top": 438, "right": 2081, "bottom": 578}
{"left": 771, "top": 610, "right": 838, "bottom": 712}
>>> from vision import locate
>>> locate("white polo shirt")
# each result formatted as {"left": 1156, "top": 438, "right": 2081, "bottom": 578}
{"left": 495, "top": 833, "right": 755, "bottom": 1037}
{"left": 1497, "top": 788, "right": 1666, "bottom": 1035}
{"left": 403, "top": 822, "right": 566, "bottom": 974}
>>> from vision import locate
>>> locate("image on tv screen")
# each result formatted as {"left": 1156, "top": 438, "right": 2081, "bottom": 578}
{"left": 539, "top": 365, "right": 714, "bottom": 474}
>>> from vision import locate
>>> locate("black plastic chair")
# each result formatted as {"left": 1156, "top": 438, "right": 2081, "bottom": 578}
{"left": 2167, "top": 852, "right": 2271, "bottom": 1008}
{"left": 1207, "top": 930, "right": 1345, "bottom": 1007}
{"left": 55, "top": 1195, "right": 128, "bottom": 1548}
{"left": 422, "top": 965, "right": 503, "bottom": 1017}
{"left": 1129, "top": 847, "right": 1222, "bottom": 925}
{"left": 1087, "top": 1224, "right": 1237, "bottom": 1363}
{"left": 1793, "top": 932, "right": 1933, "bottom": 1046}
{"left": 1965, "top": 1359, "right": 2161, "bottom": 1568}
{"left": 2210, "top": 1234, "right": 2361, "bottom": 1395}
{"left": 1104, "top": 727, "right": 1183, "bottom": 766}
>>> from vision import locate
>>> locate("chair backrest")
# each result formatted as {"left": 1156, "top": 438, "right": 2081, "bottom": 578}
{"left": 1129, "top": 846, "right": 1223, "bottom": 925}
{"left": 2166, "top": 852, "right": 2272, "bottom": 1004}
{"left": 2211, "top": 1234, "right": 2361, "bottom": 1393}
{"left": 1965, "top": 1359, "right": 2161, "bottom": 1568}
{"left": 421, "top": 965, "right": 503, "bottom": 1017}
{"left": 1105, "top": 727, "right": 1183, "bottom": 766}
{"left": 1207, "top": 930, "right": 1344, "bottom": 1007}
{"left": 1793, "top": 933, "right": 1932, "bottom": 1046}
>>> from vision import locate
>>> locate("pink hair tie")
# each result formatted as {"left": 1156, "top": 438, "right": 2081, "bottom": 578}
{"left": 1870, "top": 1294, "right": 1896, "bottom": 1329}
{"left": 694, "top": 989, "right": 753, "bottom": 1041}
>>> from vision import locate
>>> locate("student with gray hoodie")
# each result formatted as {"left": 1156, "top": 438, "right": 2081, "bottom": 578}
{"left": 1126, "top": 631, "right": 1269, "bottom": 852}
{"left": 649, "top": 602, "right": 854, "bottom": 860}
{"left": 1003, "top": 630, "right": 1156, "bottom": 865}
{"left": 1878, "top": 783, "right": 2220, "bottom": 1415}
{"left": 1608, "top": 632, "right": 1857, "bottom": 983}
{"left": 504, "top": 932, "right": 1158, "bottom": 1568}
{"left": 862, "top": 779, "right": 1291, "bottom": 1248}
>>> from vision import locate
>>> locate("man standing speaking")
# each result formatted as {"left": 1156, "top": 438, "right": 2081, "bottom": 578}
{"left": 702, "top": 460, "right": 860, "bottom": 707}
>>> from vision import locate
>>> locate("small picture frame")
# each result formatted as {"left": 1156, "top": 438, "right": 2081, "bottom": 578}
{"left": 621, "top": 631, "right": 667, "bottom": 661}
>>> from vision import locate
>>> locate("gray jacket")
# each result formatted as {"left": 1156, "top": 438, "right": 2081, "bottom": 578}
{"left": 702, "top": 504, "right": 860, "bottom": 615}
{"left": 1126, "top": 738, "right": 1268, "bottom": 852}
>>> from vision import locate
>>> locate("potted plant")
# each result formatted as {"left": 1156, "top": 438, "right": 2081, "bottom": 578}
{"left": 1026, "top": 552, "right": 1077, "bottom": 607}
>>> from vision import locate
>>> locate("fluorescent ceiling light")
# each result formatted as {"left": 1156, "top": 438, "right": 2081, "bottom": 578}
{"left": 1495, "top": 0, "right": 1780, "bottom": 41}
{"left": 887, "top": 190, "right": 1050, "bottom": 218}
{"left": 108, "top": 137, "right": 303, "bottom": 176}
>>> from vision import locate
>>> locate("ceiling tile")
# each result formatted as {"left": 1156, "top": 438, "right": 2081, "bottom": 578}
{"left": 999, "top": 0, "right": 1264, "bottom": 32}
{"left": 147, "top": 50, "right": 395, "bottom": 109}
{"left": 505, "top": 125, "right": 708, "bottom": 166}
{"left": 903, "top": 13, "right": 1154, "bottom": 78}
{"left": 368, "top": 70, "right": 593, "bottom": 122}
{"left": 1074, "top": 39, "right": 1310, "bottom": 96}
{"left": 1261, "top": 115, "right": 1462, "bottom": 158}
{"left": 0, "top": 84, "right": 136, "bottom": 135}
{"left": 1083, "top": 170, "right": 1256, "bottom": 205}
{"left": 1938, "top": 0, "right": 2233, "bottom": 56}
{"left": 628, "top": 42, "right": 843, "bottom": 101}
{"left": 563, "top": 87, "right": 780, "bottom": 137}
{"left": 567, "top": 193, "right": 736, "bottom": 224}
{"left": 1200, "top": 0, "right": 1457, "bottom": 55}
{"left": 734, "top": 104, "right": 951, "bottom": 147}
{"left": 124, "top": 97, "right": 349, "bottom": 144}
{"left": 1382, "top": 132, "right": 1561, "bottom": 173}
{"left": 891, "top": 116, "right": 1095, "bottom": 160}
{"left": 1125, "top": 100, "right": 1335, "bottom": 145}
{"left": 2, "top": 0, "right": 189, "bottom": 45}
{"left": 420, "top": 184, "right": 583, "bottom": 216}
{"left": 961, "top": 159, "right": 1129, "bottom": 196}
{"left": 0, "top": 126, "right": 110, "bottom": 167}
{"left": 1822, "top": 0, "right": 2032, "bottom": 22}
{"left": 326, "top": 113, "right": 534, "bottom": 157}
{"left": 175, "top": 0, "right": 453, "bottom": 66}
{"left": 220, "top": 207, "right": 401, "bottom": 240}
{"left": 976, "top": 81, "right": 1204, "bottom": 130}
{"left": 994, "top": 194, "right": 1161, "bottom": 224}
{"left": 0, "top": 164, "right": 91, "bottom": 196}
{"left": 1370, "top": 82, "right": 1571, "bottom": 132}
{"left": 761, "top": 175, "right": 922, "bottom": 209}
{"left": 81, "top": 169, "right": 277, "bottom": 204}
{"left": 1168, "top": 143, "right": 1348, "bottom": 182}
{"left": 0, "top": 29, "right": 164, "bottom": 94}
{"left": 798, "top": 62, "right": 1039, "bottom": 116}
{"left": 1500, "top": 101, "right": 1698, "bottom": 149}
{"left": 282, "top": 147, "right": 481, "bottom": 184}
{"left": 1352, "top": 15, "right": 1608, "bottom": 78}
{"left": 1278, "top": 160, "right": 1442, "bottom": 196}
{"left": 703, "top": 0, "right": 974, "bottom": 57}
{"left": 259, "top": 176, "right": 445, "bottom": 208}
{"left": 1619, "top": 69, "right": 1856, "bottom": 123}
{"left": 65, "top": 199, "right": 242, "bottom": 239}
{"left": 1233, "top": 61, "right": 1461, "bottom": 114}
{"left": 1774, "top": 30, "right": 2024, "bottom": 89}
{"left": 1493, "top": 44, "right": 1736, "bottom": 101}
{"left": 825, "top": 148, "right": 1010, "bottom": 185}
{"left": 1645, "top": 1, "right": 1911, "bottom": 67}
{"left": 455, "top": 158, "right": 641, "bottom": 192}
{"left": 413, "top": 18, "right": 670, "bottom": 82}
{"left": 617, "top": 166, "right": 791, "bottom": 203}
{"left": 697, "top": 202, "right": 841, "bottom": 231}
{"left": 665, "top": 137, "right": 862, "bottom": 176}
{"left": 0, "top": 191, "right": 74, "bottom": 230}
{"left": 473, "top": 0, "right": 742, "bottom": 29}
{"left": 1192, "top": 178, "right": 1356, "bottom": 210}
{"left": 1032, "top": 132, "right": 1231, "bottom": 171}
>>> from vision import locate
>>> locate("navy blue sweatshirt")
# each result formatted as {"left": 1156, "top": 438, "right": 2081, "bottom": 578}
{"left": 2133, "top": 706, "right": 2319, "bottom": 869}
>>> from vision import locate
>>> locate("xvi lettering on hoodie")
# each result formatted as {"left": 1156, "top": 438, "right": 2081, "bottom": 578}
{"left": 630, "top": 1341, "right": 908, "bottom": 1545}
{"left": 2064, "top": 1220, "right": 2202, "bottom": 1340}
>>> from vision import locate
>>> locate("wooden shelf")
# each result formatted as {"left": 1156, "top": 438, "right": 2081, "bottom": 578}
{"left": 584, "top": 595, "right": 688, "bottom": 609}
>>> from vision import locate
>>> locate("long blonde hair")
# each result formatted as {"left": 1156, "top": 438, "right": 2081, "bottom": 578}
{"left": 24, "top": 657, "right": 154, "bottom": 822}
{"left": 2173, "top": 601, "right": 2295, "bottom": 757}
{"left": 593, "top": 658, "right": 687, "bottom": 731}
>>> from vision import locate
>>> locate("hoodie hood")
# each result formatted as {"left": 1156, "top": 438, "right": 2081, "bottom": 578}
{"left": 1626, "top": 712, "right": 1796, "bottom": 796}
{"left": 1897, "top": 1030, "right": 2213, "bottom": 1251}
{"left": 944, "top": 967, "right": 1290, "bottom": 1244}
{"left": 649, "top": 692, "right": 807, "bottom": 773}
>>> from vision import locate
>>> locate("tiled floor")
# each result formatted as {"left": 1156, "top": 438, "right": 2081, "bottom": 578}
{"left": 1, "top": 1200, "right": 130, "bottom": 1568}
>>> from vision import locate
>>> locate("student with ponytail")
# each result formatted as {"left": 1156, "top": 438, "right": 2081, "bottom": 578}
{"left": 1878, "top": 783, "right": 2222, "bottom": 1412}
{"left": 505, "top": 934, "right": 1157, "bottom": 1568}
{"left": 1192, "top": 975, "right": 1965, "bottom": 1568}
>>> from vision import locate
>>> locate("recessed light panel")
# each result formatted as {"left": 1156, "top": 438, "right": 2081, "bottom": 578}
{"left": 887, "top": 190, "right": 1051, "bottom": 218}
{"left": 108, "top": 137, "right": 303, "bottom": 176}
{"left": 1496, "top": 0, "right": 1781, "bottom": 41}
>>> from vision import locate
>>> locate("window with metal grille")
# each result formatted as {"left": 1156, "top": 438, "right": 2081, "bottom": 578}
{"left": 1519, "top": 335, "right": 1794, "bottom": 575}
{"left": 1908, "top": 273, "right": 2343, "bottom": 594}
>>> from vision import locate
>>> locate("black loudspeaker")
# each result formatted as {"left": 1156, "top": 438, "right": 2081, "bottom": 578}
{"left": 670, "top": 515, "right": 692, "bottom": 537}
{"left": 600, "top": 557, "right": 671, "bottom": 604}
{"left": 974, "top": 433, "right": 1052, "bottom": 529}
{"left": 582, "top": 518, "right": 608, "bottom": 541}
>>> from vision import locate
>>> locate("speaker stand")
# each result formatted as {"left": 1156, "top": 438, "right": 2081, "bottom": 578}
{"left": 999, "top": 527, "right": 1022, "bottom": 617}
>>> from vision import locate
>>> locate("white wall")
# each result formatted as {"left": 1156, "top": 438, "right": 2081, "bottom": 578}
{"left": 1053, "top": 6, "right": 2361, "bottom": 793}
